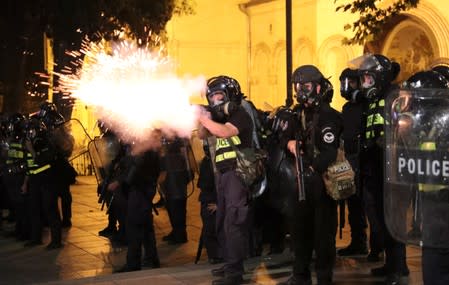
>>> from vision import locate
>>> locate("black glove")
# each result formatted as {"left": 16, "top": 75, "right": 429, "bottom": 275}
{"left": 210, "top": 104, "right": 226, "bottom": 123}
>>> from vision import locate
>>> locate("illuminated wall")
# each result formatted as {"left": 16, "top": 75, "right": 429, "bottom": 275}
{"left": 70, "top": 0, "right": 449, "bottom": 151}
{"left": 166, "top": 0, "right": 449, "bottom": 111}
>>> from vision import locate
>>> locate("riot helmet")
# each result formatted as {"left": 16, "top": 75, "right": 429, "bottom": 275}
{"left": 350, "top": 54, "right": 398, "bottom": 99}
{"left": 292, "top": 65, "right": 332, "bottom": 108}
{"left": 339, "top": 68, "right": 360, "bottom": 101}
{"left": 206, "top": 75, "right": 243, "bottom": 106}
{"left": 206, "top": 75, "right": 243, "bottom": 122}
{"left": 6, "top": 113, "right": 27, "bottom": 140}
{"left": 38, "top": 101, "right": 58, "bottom": 118}
{"left": 403, "top": 70, "right": 449, "bottom": 89}
{"left": 37, "top": 102, "right": 64, "bottom": 130}
{"left": 392, "top": 70, "right": 449, "bottom": 137}
{"left": 24, "top": 116, "right": 47, "bottom": 141}
{"left": 431, "top": 64, "right": 449, "bottom": 82}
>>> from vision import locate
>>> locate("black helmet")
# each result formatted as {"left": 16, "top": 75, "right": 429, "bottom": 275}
{"left": 392, "top": 70, "right": 449, "bottom": 129}
{"left": 431, "top": 64, "right": 449, "bottom": 82}
{"left": 339, "top": 68, "right": 360, "bottom": 101}
{"left": 206, "top": 75, "right": 243, "bottom": 106}
{"left": 403, "top": 70, "right": 449, "bottom": 89}
{"left": 350, "top": 54, "right": 398, "bottom": 99}
{"left": 38, "top": 101, "right": 58, "bottom": 118}
{"left": 6, "top": 113, "right": 27, "bottom": 139}
{"left": 292, "top": 65, "right": 331, "bottom": 108}
{"left": 24, "top": 116, "right": 47, "bottom": 141}
{"left": 37, "top": 101, "right": 64, "bottom": 130}
{"left": 292, "top": 65, "right": 324, "bottom": 85}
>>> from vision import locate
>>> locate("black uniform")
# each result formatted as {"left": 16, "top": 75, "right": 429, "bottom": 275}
{"left": 361, "top": 86, "right": 409, "bottom": 279}
{"left": 339, "top": 101, "right": 368, "bottom": 253}
{"left": 3, "top": 140, "right": 29, "bottom": 239}
{"left": 118, "top": 149, "right": 160, "bottom": 271}
{"left": 197, "top": 153, "right": 222, "bottom": 263}
{"left": 160, "top": 138, "right": 192, "bottom": 244}
{"left": 286, "top": 103, "right": 342, "bottom": 285}
{"left": 214, "top": 107, "right": 252, "bottom": 282}
{"left": 25, "top": 131, "right": 61, "bottom": 249}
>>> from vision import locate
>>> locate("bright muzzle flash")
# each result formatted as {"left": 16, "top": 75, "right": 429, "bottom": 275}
{"left": 59, "top": 39, "right": 206, "bottom": 145}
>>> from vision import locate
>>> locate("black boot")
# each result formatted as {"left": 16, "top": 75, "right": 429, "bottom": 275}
{"left": 337, "top": 242, "right": 368, "bottom": 256}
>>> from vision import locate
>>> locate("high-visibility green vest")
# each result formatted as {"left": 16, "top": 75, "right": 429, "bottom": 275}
{"left": 419, "top": 141, "right": 444, "bottom": 192}
{"left": 26, "top": 152, "right": 51, "bottom": 175}
{"left": 365, "top": 98, "right": 385, "bottom": 141}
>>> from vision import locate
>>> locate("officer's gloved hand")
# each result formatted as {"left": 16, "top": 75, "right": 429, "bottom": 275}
{"left": 224, "top": 101, "right": 239, "bottom": 116}
{"left": 210, "top": 104, "right": 226, "bottom": 123}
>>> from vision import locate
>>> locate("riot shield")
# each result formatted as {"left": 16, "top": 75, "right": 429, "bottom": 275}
{"left": 385, "top": 88, "right": 449, "bottom": 248}
{"left": 88, "top": 133, "right": 121, "bottom": 184}
{"left": 67, "top": 119, "right": 93, "bottom": 160}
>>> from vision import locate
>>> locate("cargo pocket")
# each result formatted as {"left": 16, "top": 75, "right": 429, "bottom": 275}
{"left": 231, "top": 206, "right": 249, "bottom": 226}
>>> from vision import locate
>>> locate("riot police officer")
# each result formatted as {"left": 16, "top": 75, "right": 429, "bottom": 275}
{"left": 197, "top": 139, "right": 223, "bottom": 264}
{"left": 198, "top": 75, "right": 253, "bottom": 285}
{"left": 337, "top": 68, "right": 369, "bottom": 257}
{"left": 2, "top": 113, "right": 29, "bottom": 240}
{"left": 160, "top": 136, "right": 193, "bottom": 244}
{"left": 279, "top": 65, "right": 342, "bottom": 285}
{"left": 352, "top": 54, "right": 409, "bottom": 284}
{"left": 37, "top": 102, "right": 75, "bottom": 228}
{"left": 111, "top": 137, "right": 161, "bottom": 272}
{"left": 23, "top": 116, "right": 61, "bottom": 249}
{"left": 400, "top": 70, "right": 449, "bottom": 285}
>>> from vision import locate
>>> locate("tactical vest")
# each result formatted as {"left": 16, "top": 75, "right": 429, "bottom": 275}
{"left": 27, "top": 152, "right": 51, "bottom": 175}
{"left": 5, "top": 142, "right": 27, "bottom": 174}
{"left": 364, "top": 98, "right": 385, "bottom": 146}
{"left": 215, "top": 136, "right": 240, "bottom": 172}
{"left": 419, "top": 141, "right": 444, "bottom": 192}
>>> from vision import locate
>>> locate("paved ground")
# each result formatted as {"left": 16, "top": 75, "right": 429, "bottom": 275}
{"left": 0, "top": 175, "right": 423, "bottom": 285}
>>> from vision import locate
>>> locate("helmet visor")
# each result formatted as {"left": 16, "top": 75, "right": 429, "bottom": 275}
{"left": 207, "top": 90, "right": 226, "bottom": 106}
{"left": 361, "top": 73, "right": 376, "bottom": 89}
{"left": 348, "top": 53, "right": 381, "bottom": 71}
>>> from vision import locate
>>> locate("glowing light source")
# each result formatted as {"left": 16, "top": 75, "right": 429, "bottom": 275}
{"left": 59, "top": 38, "right": 206, "bottom": 147}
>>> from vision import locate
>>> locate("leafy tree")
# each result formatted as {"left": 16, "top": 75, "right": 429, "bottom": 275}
{"left": 335, "top": 0, "right": 419, "bottom": 45}
{"left": 0, "top": 0, "right": 195, "bottom": 114}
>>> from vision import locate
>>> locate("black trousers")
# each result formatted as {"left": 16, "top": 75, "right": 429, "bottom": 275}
{"left": 166, "top": 198, "right": 187, "bottom": 239}
{"left": 346, "top": 154, "right": 367, "bottom": 244}
{"left": 421, "top": 190, "right": 449, "bottom": 285}
{"left": 3, "top": 173, "right": 29, "bottom": 238}
{"left": 200, "top": 202, "right": 221, "bottom": 260}
{"left": 126, "top": 188, "right": 158, "bottom": 270}
{"left": 423, "top": 248, "right": 449, "bottom": 285}
{"left": 28, "top": 170, "right": 61, "bottom": 244}
{"left": 216, "top": 170, "right": 249, "bottom": 278}
{"left": 57, "top": 182, "right": 72, "bottom": 223}
{"left": 363, "top": 163, "right": 408, "bottom": 274}
{"left": 289, "top": 173, "right": 337, "bottom": 284}
{"left": 363, "top": 164, "right": 386, "bottom": 254}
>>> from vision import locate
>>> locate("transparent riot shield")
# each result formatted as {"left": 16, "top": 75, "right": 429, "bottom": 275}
{"left": 87, "top": 133, "right": 121, "bottom": 184}
{"left": 385, "top": 88, "right": 449, "bottom": 248}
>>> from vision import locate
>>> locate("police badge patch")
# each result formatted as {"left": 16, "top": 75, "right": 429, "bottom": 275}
{"left": 323, "top": 131, "right": 335, "bottom": 143}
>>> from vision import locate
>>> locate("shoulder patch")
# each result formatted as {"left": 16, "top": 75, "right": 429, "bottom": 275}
{"left": 323, "top": 131, "right": 335, "bottom": 143}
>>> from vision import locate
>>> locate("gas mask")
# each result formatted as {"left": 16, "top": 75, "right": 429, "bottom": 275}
{"left": 340, "top": 77, "right": 361, "bottom": 102}
{"left": 207, "top": 91, "right": 239, "bottom": 123}
{"left": 360, "top": 72, "right": 378, "bottom": 99}
{"left": 295, "top": 82, "right": 320, "bottom": 108}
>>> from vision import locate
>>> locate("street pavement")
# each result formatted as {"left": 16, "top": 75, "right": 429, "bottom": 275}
{"left": 0, "top": 175, "right": 423, "bottom": 285}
